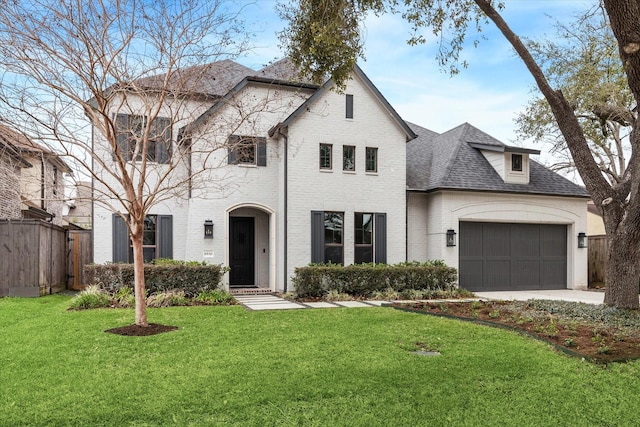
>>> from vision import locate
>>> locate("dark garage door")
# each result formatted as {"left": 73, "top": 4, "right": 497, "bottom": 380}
{"left": 459, "top": 222, "right": 567, "bottom": 291}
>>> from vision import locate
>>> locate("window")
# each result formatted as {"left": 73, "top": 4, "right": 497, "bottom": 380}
{"left": 512, "top": 154, "right": 523, "bottom": 172}
{"left": 52, "top": 166, "right": 58, "bottom": 196}
{"left": 115, "top": 114, "right": 171, "bottom": 163}
{"left": 227, "top": 135, "right": 267, "bottom": 166}
{"left": 312, "top": 211, "right": 386, "bottom": 265}
{"left": 343, "top": 145, "right": 355, "bottom": 171}
{"left": 112, "top": 214, "right": 173, "bottom": 263}
{"left": 346, "top": 94, "right": 354, "bottom": 119}
{"left": 323, "top": 212, "right": 344, "bottom": 264}
{"left": 365, "top": 147, "right": 378, "bottom": 173}
{"left": 319, "top": 143, "right": 332, "bottom": 170}
{"left": 355, "top": 213, "right": 373, "bottom": 263}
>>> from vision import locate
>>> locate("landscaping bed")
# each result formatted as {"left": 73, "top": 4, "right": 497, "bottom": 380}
{"left": 393, "top": 299, "right": 640, "bottom": 363}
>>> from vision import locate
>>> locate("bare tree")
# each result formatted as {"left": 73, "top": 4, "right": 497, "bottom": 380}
{"left": 0, "top": 0, "right": 263, "bottom": 325}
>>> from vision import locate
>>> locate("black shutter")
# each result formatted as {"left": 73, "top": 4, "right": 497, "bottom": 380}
{"left": 155, "top": 117, "right": 171, "bottom": 164}
{"left": 311, "top": 211, "right": 325, "bottom": 263}
{"left": 157, "top": 215, "right": 173, "bottom": 259}
{"left": 346, "top": 94, "right": 354, "bottom": 119}
{"left": 257, "top": 137, "right": 267, "bottom": 166}
{"left": 374, "top": 212, "right": 387, "bottom": 264}
{"left": 112, "top": 214, "right": 130, "bottom": 263}
{"left": 227, "top": 135, "right": 239, "bottom": 164}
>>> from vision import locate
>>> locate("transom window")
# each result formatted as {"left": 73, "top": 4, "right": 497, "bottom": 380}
{"left": 355, "top": 213, "right": 373, "bottom": 263}
{"left": 115, "top": 114, "right": 171, "bottom": 163}
{"left": 343, "top": 145, "right": 355, "bottom": 171}
{"left": 320, "top": 143, "right": 333, "bottom": 170}
{"left": 365, "top": 147, "right": 378, "bottom": 173}
{"left": 512, "top": 154, "right": 523, "bottom": 172}
{"left": 324, "top": 212, "right": 344, "bottom": 264}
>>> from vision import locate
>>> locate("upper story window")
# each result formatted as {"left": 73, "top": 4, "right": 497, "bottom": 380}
{"left": 319, "top": 143, "right": 333, "bottom": 170}
{"left": 52, "top": 166, "right": 58, "bottom": 196}
{"left": 115, "top": 114, "right": 171, "bottom": 164}
{"left": 511, "top": 154, "right": 523, "bottom": 172}
{"left": 365, "top": 147, "right": 378, "bottom": 173}
{"left": 343, "top": 145, "right": 355, "bottom": 171}
{"left": 227, "top": 135, "right": 267, "bottom": 166}
{"left": 346, "top": 94, "right": 354, "bottom": 119}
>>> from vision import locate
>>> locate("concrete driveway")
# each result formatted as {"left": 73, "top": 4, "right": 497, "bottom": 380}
{"left": 474, "top": 289, "right": 605, "bottom": 305}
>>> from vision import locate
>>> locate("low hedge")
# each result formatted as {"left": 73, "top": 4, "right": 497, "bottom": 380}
{"left": 84, "top": 260, "right": 225, "bottom": 296}
{"left": 292, "top": 261, "right": 458, "bottom": 298}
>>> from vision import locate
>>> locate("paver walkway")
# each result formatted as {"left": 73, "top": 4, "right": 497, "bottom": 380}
{"left": 234, "top": 290, "right": 609, "bottom": 310}
{"left": 233, "top": 294, "right": 387, "bottom": 311}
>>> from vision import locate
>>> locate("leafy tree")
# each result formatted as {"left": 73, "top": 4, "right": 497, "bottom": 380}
{"left": 516, "top": 8, "right": 633, "bottom": 186}
{"left": 0, "top": 0, "right": 252, "bottom": 326}
{"left": 280, "top": 0, "right": 640, "bottom": 308}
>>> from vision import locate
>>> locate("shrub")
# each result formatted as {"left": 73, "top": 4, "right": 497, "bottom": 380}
{"left": 147, "top": 290, "right": 188, "bottom": 308}
{"left": 85, "top": 262, "right": 226, "bottom": 297}
{"left": 292, "top": 261, "right": 458, "bottom": 298}
{"left": 69, "top": 285, "right": 111, "bottom": 310}
{"left": 323, "top": 289, "right": 352, "bottom": 302}
{"left": 194, "top": 289, "right": 236, "bottom": 305}
{"left": 112, "top": 287, "right": 135, "bottom": 308}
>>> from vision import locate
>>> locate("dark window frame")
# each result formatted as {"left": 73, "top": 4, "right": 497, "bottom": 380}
{"left": 227, "top": 135, "right": 267, "bottom": 166}
{"left": 319, "top": 143, "right": 333, "bottom": 170}
{"left": 346, "top": 94, "right": 354, "bottom": 119}
{"left": 343, "top": 145, "right": 356, "bottom": 171}
{"left": 112, "top": 214, "right": 173, "bottom": 263}
{"left": 511, "top": 153, "right": 523, "bottom": 172}
{"left": 365, "top": 147, "right": 378, "bottom": 173}
{"left": 324, "top": 211, "right": 344, "bottom": 265}
{"left": 354, "top": 212, "right": 373, "bottom": 264}
{"left": 115, "top": 114, "right": 172, "bottom": 164}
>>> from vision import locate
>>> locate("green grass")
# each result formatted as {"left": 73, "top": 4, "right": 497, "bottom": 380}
{"left": 1, "top": 296, "right": 640, "bottom": 426}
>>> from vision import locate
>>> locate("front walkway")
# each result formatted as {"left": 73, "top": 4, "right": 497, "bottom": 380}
{"left": 234, "top": 290, "right": 608, "bottom": 311}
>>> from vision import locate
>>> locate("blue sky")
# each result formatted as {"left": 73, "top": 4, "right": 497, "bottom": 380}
{"left": 234, "top": 0, "right": 597, "bottom": 169}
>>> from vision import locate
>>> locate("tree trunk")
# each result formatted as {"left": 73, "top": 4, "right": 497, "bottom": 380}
{"left": 604, "top": 231, "right": 640, "bottom": 308}
{"left": 130, "top": 219, "right": 148, "bottom": 326}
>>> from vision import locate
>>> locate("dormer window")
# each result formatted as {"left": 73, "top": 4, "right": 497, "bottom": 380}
{"left": 511, "top": 154, "right": 523, "bottom": 172}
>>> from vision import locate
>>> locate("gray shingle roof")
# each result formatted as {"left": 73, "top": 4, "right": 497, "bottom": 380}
{"left": 134, "top": 59, "right": 255, "bottom": 97}
{"left": 407, "top": 122, "right": 590, "bottom": 198}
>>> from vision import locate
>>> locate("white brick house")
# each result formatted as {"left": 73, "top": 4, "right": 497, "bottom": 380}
{"left": 92, "top": 59, "right": 414, "bottom": 292}
{"left": 92, "top": 59, "right": 589, "bottom": 292}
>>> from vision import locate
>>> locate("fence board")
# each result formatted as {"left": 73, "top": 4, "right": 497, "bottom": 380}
{"left": 588, "top": 235, "right": 607, "bottom": 287}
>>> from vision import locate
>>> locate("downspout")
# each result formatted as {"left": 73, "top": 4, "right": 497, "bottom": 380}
{"left": 283, "top": 131, "right": 289, "bottom": 293}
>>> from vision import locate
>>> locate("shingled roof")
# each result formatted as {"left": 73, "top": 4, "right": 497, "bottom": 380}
{"left": 0, "top": 123, "right": 71, "bottom": 172}
{"left": 407, "top": 122, "right": 589, "bottom": 198}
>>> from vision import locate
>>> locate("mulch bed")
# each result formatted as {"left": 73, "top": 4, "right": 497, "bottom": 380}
{"left": 393, "top": 300, "right": 640, "bottom": 364}
{"left": 105, "top": 323, "right": 178, "bottom": 336}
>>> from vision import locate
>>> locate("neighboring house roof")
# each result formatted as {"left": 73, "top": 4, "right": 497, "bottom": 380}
{"left": 269, "top": 64, "right": 417, "bottom": 142}
{"left": 0, "top": 122, "right": 72, "bottom": 173}
{"left": 407, "top": 122, "right": 590, "bottom": 198}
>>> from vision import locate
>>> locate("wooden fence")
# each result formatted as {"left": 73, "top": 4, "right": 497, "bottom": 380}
{"left": 588, "top": 235, "right": 607, "bottom": 287}
{"left": 0, "top": 220, "right": 92, "bottom": 297}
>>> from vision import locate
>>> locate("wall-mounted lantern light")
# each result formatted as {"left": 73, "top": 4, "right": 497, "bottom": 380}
{"left": 204, "top": 220, "right": 214, "bottom": 239}
{"left": 578, "top": 232, "right": 587, "bottom": 248}
{"left": 446, "top": 229, "right": 457, "bottom": 247}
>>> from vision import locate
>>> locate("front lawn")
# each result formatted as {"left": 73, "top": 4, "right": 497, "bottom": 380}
{"left": 1, "top": 296, "right": 639, "bottom": 426}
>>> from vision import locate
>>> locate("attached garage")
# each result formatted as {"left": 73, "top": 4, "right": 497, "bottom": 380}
{"left": 459, "top": 222, "right": 567, "bottom": 291}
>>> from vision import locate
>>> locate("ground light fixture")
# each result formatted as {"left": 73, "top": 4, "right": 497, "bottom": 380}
{"left": 578, "top": 232, "right": 587, "bottom": 248}
{"left": 204, "top": 219, "right": 214, "bottom": 239}
{"left": 446, "top": 229, "right": 457, "bottom": 247}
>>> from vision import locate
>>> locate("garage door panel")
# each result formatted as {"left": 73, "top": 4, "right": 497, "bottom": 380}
{"left": 460, "top": 222, "right": 567, "bottom": 291}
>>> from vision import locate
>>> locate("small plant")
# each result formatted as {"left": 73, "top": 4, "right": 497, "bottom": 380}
{"left": 111, "top": 287, "right": 135, "bottom": 308}
{"left": 488, "top": 309, "right": 500, "bottom": 319}
{"left": 372, "top": 287, "right": 400, "bottom": 300}
{"left": 471, "top": 300, "right": 483, "bottom": 310}
{"left": 563, "top": 337, "right": 576, "bottom": 348}
{"left": 147, "top": 290, "right": 188, "bottom": 308}
{"left": 69, "top": 285, "right": 111, "bottom": 310}
{"left": 324, "top": 289, "right": 352, "bottom": 302}
{"left": 194, "top": 289, "right": 235, "bottom": 305}
{"left": 597, "top": 345, "right": 612, "bottom": 355}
